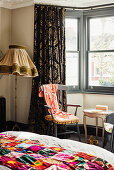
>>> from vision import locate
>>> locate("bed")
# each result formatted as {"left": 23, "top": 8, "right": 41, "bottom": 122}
{"left": 0, "top": 131, "right": 114, "bottom": 169}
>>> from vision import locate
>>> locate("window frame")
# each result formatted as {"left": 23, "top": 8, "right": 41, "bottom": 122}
{"left": 65, "top": 7, "right": 114, "bottom": 94}
{"left": 84, "top": 8, "right": 114, "bottom": 94}
{"left": 65, "top": 11, "right": 82, "bottom": 93}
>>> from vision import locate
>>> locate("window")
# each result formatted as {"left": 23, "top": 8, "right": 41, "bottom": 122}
{"left": 87, "top": 16, "right": 114, "bottom": 92}
{"left": 65, "top": 8, "right": 114, "bottom": 94}
{"left": 65, "top": 17, "right": 80, "bottom": 90}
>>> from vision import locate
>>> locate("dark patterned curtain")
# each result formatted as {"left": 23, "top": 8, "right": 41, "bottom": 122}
{"left": 28, "top": 4, "right": 66, "bottom": 134}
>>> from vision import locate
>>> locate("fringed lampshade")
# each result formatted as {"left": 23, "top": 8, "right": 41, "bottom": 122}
{"left": 0, "top": 45, "right": 38, "bottom": 77}
{"left": 0, "top": 45, "right": 38, "bottom": 130}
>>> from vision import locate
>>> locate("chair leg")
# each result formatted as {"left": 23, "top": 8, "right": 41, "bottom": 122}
{"left": 103, "top": 131, "right": 107, "bottom": 148}
{"left": 110, "top": 133, "right": 114, "bottom": 152}
{"left": 54, "top": 123, "right": 57, "bottom": 137}
{"left": 47, "top": 122, "right": 51, "bottom": 135}
{"left": 77, "top": 123, "right": 81, "bottom": 142}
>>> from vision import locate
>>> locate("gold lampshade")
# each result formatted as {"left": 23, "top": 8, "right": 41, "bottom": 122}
{"left": 0, "top": 45, "right": 38, "bottom": 77}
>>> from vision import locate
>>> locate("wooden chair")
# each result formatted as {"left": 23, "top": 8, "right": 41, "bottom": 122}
{"left": 103, "top": 113, "right": 114, "bottom": 152}
{"left": 39, "top": 84, "right": 81, "bottom": 141}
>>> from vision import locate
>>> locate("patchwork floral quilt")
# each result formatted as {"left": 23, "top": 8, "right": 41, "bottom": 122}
{"left": 0, "top": 133, "right": 113, "bottom": 170}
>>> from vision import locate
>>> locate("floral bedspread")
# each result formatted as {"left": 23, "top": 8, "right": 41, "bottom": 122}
{"left": 0, "top": 133, "right": 113, "bottom": 170}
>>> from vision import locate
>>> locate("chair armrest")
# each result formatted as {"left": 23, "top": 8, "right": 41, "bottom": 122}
{"left": 65, "top": 104, "right": 81, "bottom": 116}
{"left": 66, "top": 104, "right": 81, "bottom": 108}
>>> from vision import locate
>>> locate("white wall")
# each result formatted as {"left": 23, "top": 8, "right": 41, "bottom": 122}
{"left": 11, "top": 6, "right": 34, "bottom": 58}
{"left": 0, "top": 7, "right": 11, "bottom": 121}
{"left": 67, "top": 93, "right": 114, "bottom": 126}
{"left": 11, "top": 6, "right": 34, "bottom": 123}
{"left": 0, "top": 6, "right": 34, "bottom": 124}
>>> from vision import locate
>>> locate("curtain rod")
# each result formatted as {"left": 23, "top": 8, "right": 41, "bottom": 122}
{"left": 36, "top": 3, "right": 114, "bottom": 10}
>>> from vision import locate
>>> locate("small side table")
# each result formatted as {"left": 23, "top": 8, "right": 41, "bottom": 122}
{"left": 83, "top": 109, "right": 113, "bottom": 144}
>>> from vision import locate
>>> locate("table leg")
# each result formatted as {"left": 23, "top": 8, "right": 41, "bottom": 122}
{"left": 96, "top": 117, "right": 98, "bottom": 139}
{"left": 83, "top": 115, "right": 87, "bottom": 143}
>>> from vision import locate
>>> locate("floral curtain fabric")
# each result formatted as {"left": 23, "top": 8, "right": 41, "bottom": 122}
{"left": 28, "top": 5, "right": 66, "bottom": 134}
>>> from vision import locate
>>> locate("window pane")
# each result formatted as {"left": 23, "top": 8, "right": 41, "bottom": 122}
{"left": 90, "top": 16, "right": 114, "bottom": 51}
{"left": 65, "top": 18, "right": 78, "bottom": 51}
{"left": 88, "top": 52, "right": 114, "bottom": 87}
{"left": 66, "top": 53, "right": 79, "bottom": 86}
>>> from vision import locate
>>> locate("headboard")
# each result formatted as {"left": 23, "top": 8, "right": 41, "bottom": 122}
{"left": 0, "top": 97, "right": 6, "bottom": 132}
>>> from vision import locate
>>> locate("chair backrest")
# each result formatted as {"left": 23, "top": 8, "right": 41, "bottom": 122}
{"left": 106, "top": 113, "right": 114, "bottom": 124}
{"left": 39, "top": 84, "right": 60, "bottom": 115}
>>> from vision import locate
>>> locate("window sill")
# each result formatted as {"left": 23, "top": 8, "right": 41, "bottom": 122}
{"left": 67, "top": 90, "right": 114, "bottom": 95}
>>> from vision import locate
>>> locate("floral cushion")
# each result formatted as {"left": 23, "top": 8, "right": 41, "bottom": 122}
{"left": 104, "top": 123, "right": 114, "bottom": 133}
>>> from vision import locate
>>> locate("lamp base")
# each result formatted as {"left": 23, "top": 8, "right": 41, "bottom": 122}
{"left": 12, "top": 123, "right": 20, "bottom": 131}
